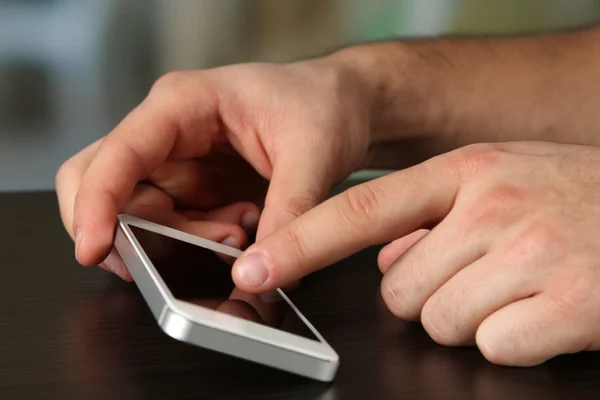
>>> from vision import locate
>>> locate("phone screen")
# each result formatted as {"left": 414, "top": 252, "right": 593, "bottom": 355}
{"left": 128, "top": 226, "right": 320, "bottom": 342}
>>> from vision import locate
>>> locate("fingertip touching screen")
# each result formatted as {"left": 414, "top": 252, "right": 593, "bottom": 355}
{"left": 128, "top": 226, "right": 320, "bottom": 342}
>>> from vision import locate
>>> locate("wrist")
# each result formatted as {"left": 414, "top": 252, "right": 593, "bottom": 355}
{"left": 322, "top": 42, "right": 426, "bottom": 144}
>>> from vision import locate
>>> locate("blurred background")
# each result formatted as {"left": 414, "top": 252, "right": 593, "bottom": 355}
{"left": 1, "top": 0, "right": 599, "bottom": 192}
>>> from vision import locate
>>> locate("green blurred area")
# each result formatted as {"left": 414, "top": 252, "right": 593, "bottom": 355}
{"left": 359, "top": 0, "right": 600, "bottom": 39}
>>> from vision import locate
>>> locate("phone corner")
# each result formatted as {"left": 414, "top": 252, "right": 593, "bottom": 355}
{"left": 159, "top": 306, "right": 194, "bottom": 342}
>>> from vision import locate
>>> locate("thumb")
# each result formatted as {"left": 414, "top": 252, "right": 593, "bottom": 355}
{"left": 256, "top": 148, "right": 335, "bottom": 240}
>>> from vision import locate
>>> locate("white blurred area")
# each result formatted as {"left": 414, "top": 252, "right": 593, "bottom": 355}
{"left": 1, "top": 0, "right": 599, "bottom": 191}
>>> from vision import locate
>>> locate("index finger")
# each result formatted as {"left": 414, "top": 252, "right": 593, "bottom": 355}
{"left": 231, "top": 155, "right": 461, "bottom": 292}
{"left": 73, "top": 75, "right": 218, "bottom": 266}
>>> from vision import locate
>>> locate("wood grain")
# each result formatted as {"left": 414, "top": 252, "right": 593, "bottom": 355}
{"left": 0, "top": 192, "right": 599, "bottom": 399}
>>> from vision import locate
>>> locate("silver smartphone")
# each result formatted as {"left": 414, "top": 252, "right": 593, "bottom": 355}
{"left": 113, "top": 214, "right": 339, "bottom": 382}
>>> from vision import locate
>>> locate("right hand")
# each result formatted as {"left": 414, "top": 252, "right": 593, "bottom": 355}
{"left": 55, "top": 58, "right": 372, "bottom": 279}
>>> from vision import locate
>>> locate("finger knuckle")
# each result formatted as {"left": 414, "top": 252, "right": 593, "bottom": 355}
{"left": 282, "top": 196, "right": 319, "bottom": 219}
{"left": 279, "top": 225, "right": 309, "bottom": 263}
{"left": 55, "top": 157, "right": 75, "bottom": 187}
{"left": 449, "top": 143, "right": 504, "bottom": 178}
{"left": 548, "top": 269, "right": 597, "bottom": 317}
{"left": 129, "top": 184, "right": 175, "bottom": 211}
{"left": 421, "top": 297, "right": 463, "bottom": 346}
{"left": 507, "top": 222, "right": 564, "bottom": 262}
{"left": 380, "top": 276, "right": 420, "bottom": 321}
{"left": 463, "top": 184, "right": 527, "bottom": 230}
{"left": 338, "top": 184, "right": 383, "bottom": 233}
{"left": 228, "top": 225, "right": 248, "bottom": 244}
{"left": 476, "top": 331, "right": 509, "bottom": 365}
{"left": 481, "top": 184, "right": 527, "bottom": 209}
{"left": 149, "top": 71, "right": 199, "bottom": 110}
{"left": 150, "top": 70, "right": 190, "bottom": 97}
{"left": 105, "top": 137, "right": 149, "bottom": 179}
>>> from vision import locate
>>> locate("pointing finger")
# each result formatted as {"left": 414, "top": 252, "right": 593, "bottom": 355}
{"left": 232, "top": 155, "right": 461, "bottom": 292}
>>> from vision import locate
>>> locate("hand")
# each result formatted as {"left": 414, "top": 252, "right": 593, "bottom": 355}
{"left": 232, "top": 141, "right": 600, "bottom": 366}
{"left": 56, "top": 59, "right": 371, "bottom": 278}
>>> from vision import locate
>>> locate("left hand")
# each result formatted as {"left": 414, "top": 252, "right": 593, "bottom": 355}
{"left": 55, "top": 61, "right": 372, "bottom": 280}
{"left": 232, "top": 141, "right": 600, "bottom": 366}
{"left": 56, "top": 137, "right": 263, "bottom": 280}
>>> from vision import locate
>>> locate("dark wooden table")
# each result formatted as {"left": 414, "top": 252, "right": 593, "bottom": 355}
{"left": 1, "top": 191, "right": 600, "bottom": 399}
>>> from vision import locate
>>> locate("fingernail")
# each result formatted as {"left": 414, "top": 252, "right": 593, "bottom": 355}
{"left": 221, "top": 236, "right": 239, "bottom": 249}
{"left": 75, "top": 228, "right": 84, "bottom": 260}
{"left": 241, "top": 211, "right": 260, "bottom": 232}
{"left": 235, "top": 252, "right": 269, "bottom": 288}
{"left": 103, "top": 249, "right": 127, "bottom": 278}
{"left": 260, "top": 290, "right": 282, "bottom": 303}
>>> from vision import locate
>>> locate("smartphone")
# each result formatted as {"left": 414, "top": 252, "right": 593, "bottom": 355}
{"left": 113, "top": 214, "right": 339, "bottom": 382}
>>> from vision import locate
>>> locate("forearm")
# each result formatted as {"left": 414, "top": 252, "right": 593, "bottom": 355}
{"left": 328, "top": 26, "right": 600, "bottom": 167}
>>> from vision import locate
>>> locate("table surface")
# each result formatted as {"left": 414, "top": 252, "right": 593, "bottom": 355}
{"left": 1, "top": 191, "right": 600, "bottom": 399}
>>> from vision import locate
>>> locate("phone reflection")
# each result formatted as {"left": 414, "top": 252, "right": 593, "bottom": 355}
{"left": 184, "top": 287, "right": 287, "bottom": 329}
